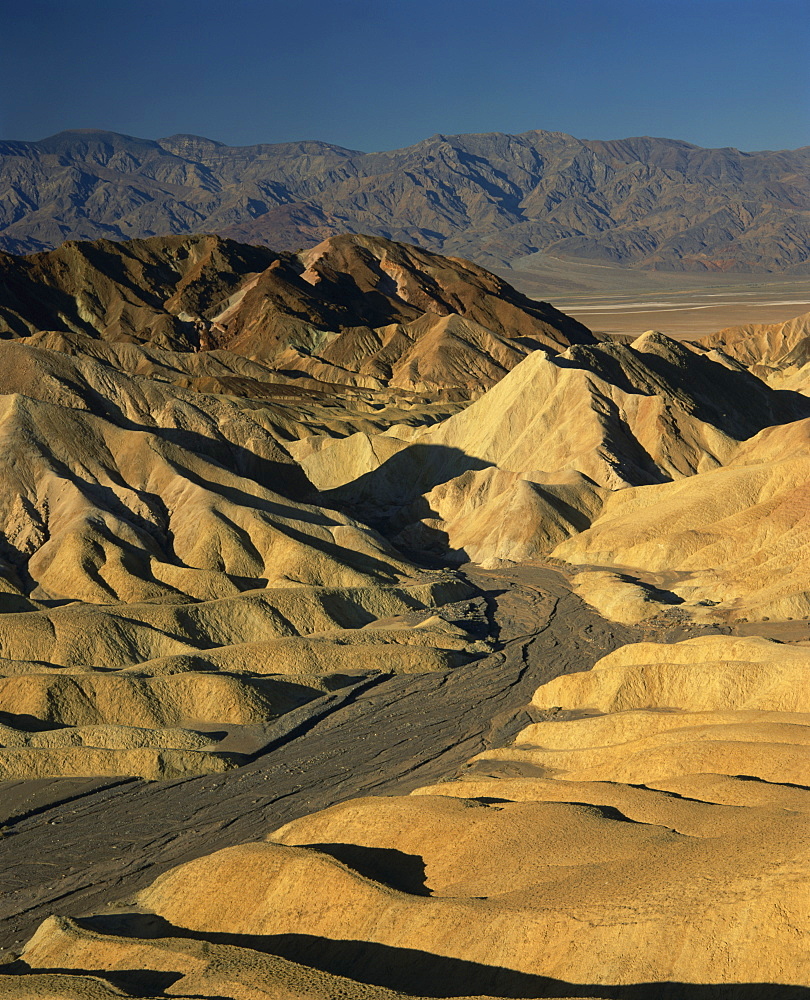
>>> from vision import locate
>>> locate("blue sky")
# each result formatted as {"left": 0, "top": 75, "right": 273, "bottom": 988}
{"left": 2, "top": 0, "right": 807, "bottom": 151}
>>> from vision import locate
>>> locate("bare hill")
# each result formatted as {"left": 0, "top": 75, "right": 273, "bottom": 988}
{"left": 700, "top": 309, "right": 810, "bottom": 369}
{"left": 1, "top": 236, "right": 809, "bottom": 997}
{"left": 296, "top": 331, "right": 810, "bottom": 566}
{"left": 0, "top": 336, "right": 490, "bottom": 781}
{"left": 554, "top": 414, "right": 810, "bottom": 623}
{"left": 7, "top": 633, "right": 807, "bottom": 996}
{"left": 0, "top": 232, "right": 592, "bottom": 393}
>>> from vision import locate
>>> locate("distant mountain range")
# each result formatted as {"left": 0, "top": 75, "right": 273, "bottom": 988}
{"left": 0, "top": 128, "right": 808, "bottom": 272}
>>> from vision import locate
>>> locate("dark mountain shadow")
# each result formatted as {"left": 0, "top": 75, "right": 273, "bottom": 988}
{"left": 780, "top": 337, "right": 810, "bottom": 368}
{"left": 633, "top": 342, "right": 810, "bottom": 436}
{"left": 0, "top": 266, "right": 87, "bottom": 339}
{"left": 557, "top": 338, "right": 810, "bottom": 441}
{"left": 72, "top": 916, "right": 810, "bottom": 1000}
{"left": 77, "top": 383, "right": 317, "bottom": 503}
{"left": 0, "top": 963, "right": 183, "bottom": 997}
{"left": 0, "top": 358, "right": 315, "bottom": 504}
{"left": 388, "top": 520, "right": 469, "bottom": 568}
{"left": 528, "top": 482, "right": 598, "bottom": 533}
{"left": 590, "top": 394, "right": 672, "bottom": 486}
{"left": 0, "top": 711, "right": 66, "bottom": 733}
{"left": 554, "top": 342, "right": 645, "bottom": 395}
{"left": 321, "top": 443, "right": 493, "bottom": 516}
{"left": 298, "top": 843, "right": 430, "bottom": 895}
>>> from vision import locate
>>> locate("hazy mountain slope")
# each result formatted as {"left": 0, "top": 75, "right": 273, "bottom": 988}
{"left": 0, "top": 232, "right": 593, "bottom": 392}
{"left": 1, "top": 128, "right": 808, "bottom": 271}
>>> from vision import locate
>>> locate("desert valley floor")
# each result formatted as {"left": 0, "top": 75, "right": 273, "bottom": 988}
{"left": 509, "top": 255, "right": 810, "bottom": 337}
{"left": 0, "top": 232, "right": 807, "bottom": 999}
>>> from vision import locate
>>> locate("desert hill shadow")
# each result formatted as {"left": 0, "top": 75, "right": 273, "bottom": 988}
{"left": 70, "top": 914, "right": 809, "bottom": 999}
{"left": 320, "top": 443, "right": 493, "bottom": 513}
{"left": 551, "top": 340, "right": 810, "bottom": 439}
{"left": 316, "top": 343, "right": 810, "bottom": 528}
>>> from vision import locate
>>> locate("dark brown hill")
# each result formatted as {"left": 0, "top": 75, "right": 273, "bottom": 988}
{"left": 0, "top": 232, "right": 593, "bottom": 393}
{"left": 1, "top": 128, "right": 807, "bottom": 272}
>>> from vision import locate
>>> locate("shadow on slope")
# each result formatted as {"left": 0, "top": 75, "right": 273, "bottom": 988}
{"left": 320, "top": 444, "right": 493, "bottom": 515}
{"left": 71, "top": 915, "right": 810, "bottom": 1000}
{"left": 562, "top": 339, "right": 810, "bottom": 440}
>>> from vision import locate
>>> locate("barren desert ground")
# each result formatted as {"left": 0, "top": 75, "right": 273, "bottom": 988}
{"left": 0, "top": 229, "right": 807, "bottom": 999}
{"left": 511, "top": 254, "right": 810, "bottom": 337}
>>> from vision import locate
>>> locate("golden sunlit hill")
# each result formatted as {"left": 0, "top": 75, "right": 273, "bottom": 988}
{"left": 0, "top": 228, "right": 808, "bottom": 1000}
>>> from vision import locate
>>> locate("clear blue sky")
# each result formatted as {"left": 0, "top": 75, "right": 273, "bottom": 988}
{"left": 2, "top": 0, "right": 807, "bottom": 152}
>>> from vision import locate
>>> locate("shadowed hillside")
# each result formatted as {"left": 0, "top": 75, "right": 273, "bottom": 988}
{"left": 0, "top": 232, "right": 593, "bottom": 393}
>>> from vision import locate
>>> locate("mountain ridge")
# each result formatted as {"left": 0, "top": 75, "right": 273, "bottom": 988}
{"left": 0, "top": 231, "right": 594, "bottom": 394}
{"left": 2, "top": 127, "right": 808, "bottom": 272}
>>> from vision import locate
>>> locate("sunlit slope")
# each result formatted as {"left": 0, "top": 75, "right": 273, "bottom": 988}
{"left": 554, "top": 415, "right": 810, "bottom": 622}
{"left": 298, "top": 331, "right": 810, "bottom": 576}
{"left": 0, "top": 339, "right": 484, "bottom": 780}
{"left": 10, "top": 634, "right": 806, "bottom": 996}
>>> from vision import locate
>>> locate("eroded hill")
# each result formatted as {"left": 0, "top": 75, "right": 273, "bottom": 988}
{"left": 0, "top": 233, "right": 592, "bottom": 392}
{"left": 0, "top": 233, "right": 809, "bottom": 998}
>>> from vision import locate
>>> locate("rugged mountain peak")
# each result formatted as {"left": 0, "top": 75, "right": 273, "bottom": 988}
{"left": 157, "top": 133, "right": 227, "bottom": 157}
{"left": 0, "top": 232, "right": 594, "bottom": 393}
{"left": 295, "top": 233, "right": 593, "bottom": 347}
{"left": 1, "top": 127, "right": 807, "bottom": 270}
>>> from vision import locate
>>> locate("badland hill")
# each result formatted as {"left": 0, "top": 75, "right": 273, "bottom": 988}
{"left": 0, "top": 233, "right": 808, "bottom": 998}
{"left": 0, "top": 232, "right": 592, "bottom": 393}
{"left": 2, "top": 128, "right": 808, "bottom": 272}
